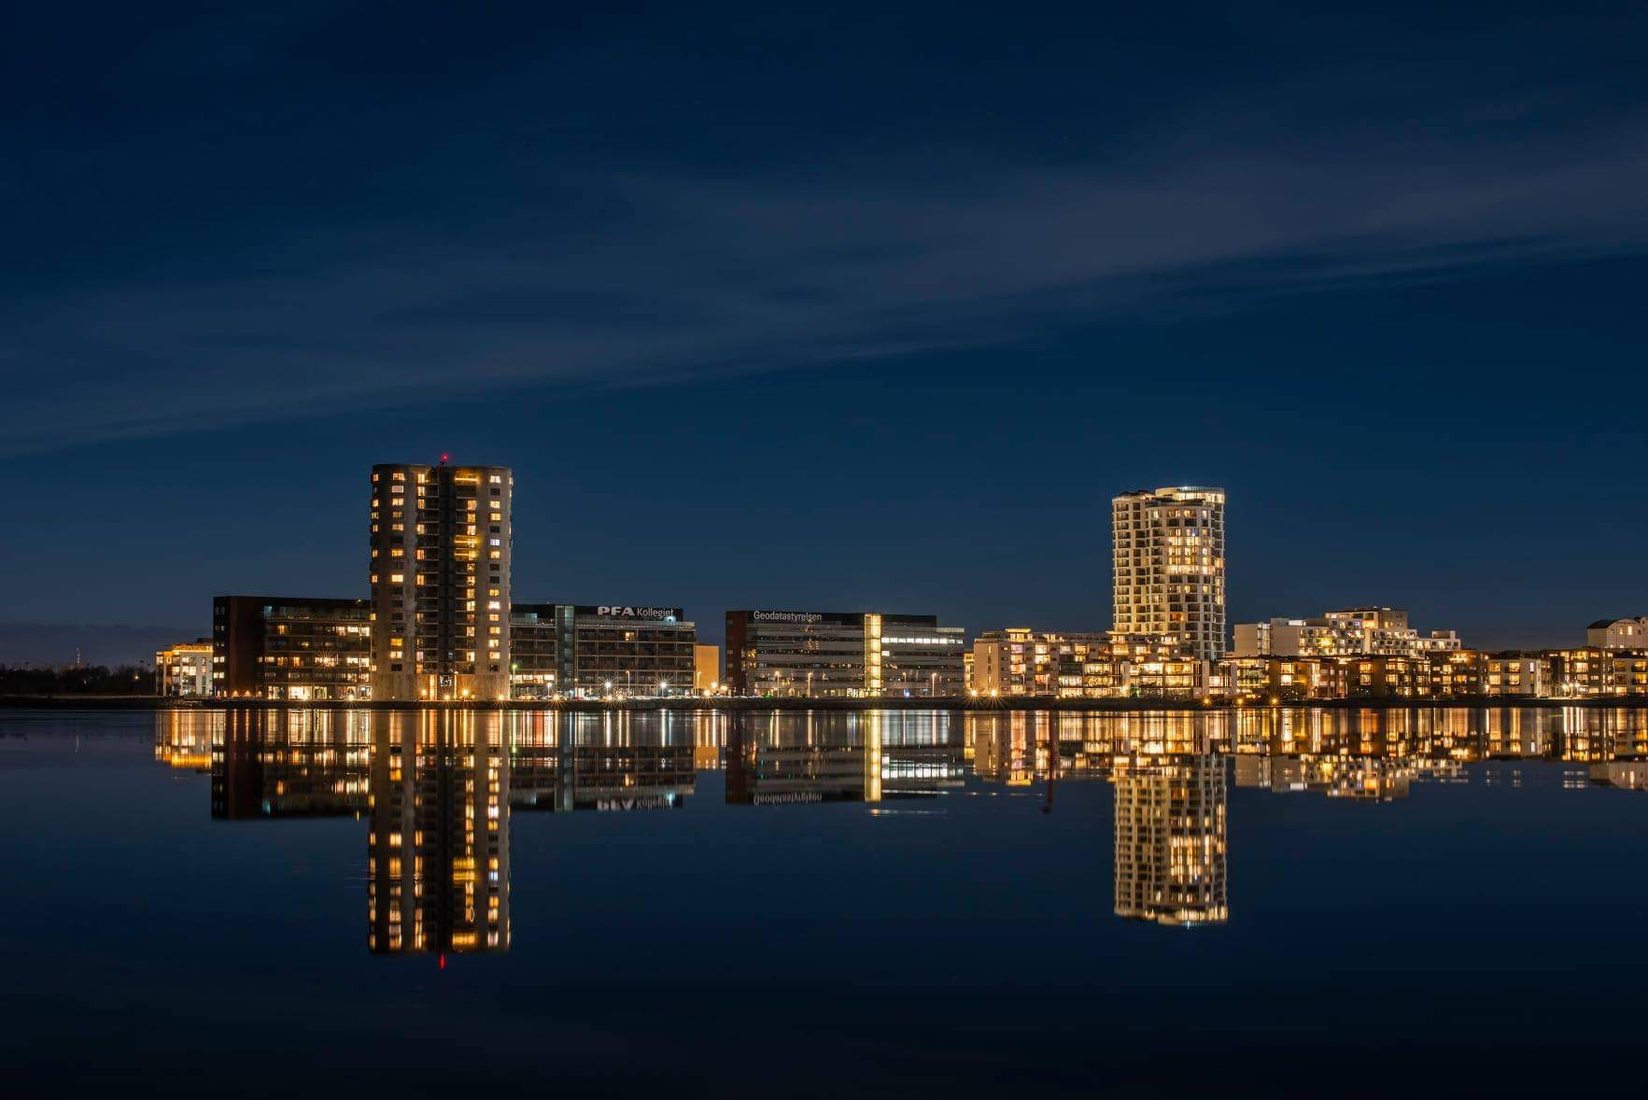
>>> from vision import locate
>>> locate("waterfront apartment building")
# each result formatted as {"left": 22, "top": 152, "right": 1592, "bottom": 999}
{"left": 970, "top": 628, "right": 1204, "bottom": 699}
{"left": 1112, "top": 753, "right": 1228, "bottom": 927}
{"left": 509, "top": 604, "right": 697, "bottom": 699}
{"left": 369, "top": 462, "right": 513, "bottom": 702}
{"left": 1112, "top": 487, "right": 1226, "bottom": 662}
{"left": 155, "top": 638, "right": 213, "bottom": 697}
{"left": 1483, "top": 655, "right": 1549, "bottom": 697}
{"left": 1588, "top": 616, "right": 1648, "bottom": 649}
{"left": 971, "top": 628, "right": 1113, "bottom": 696}
{"left": 725, "top": 610, "right": 965, "bottom": 698}
{"left": 211, "top": 595, "right": 372, "bottom": 700}
{"left": 1232, "top": 607, "right": 1463, "bottom": 660}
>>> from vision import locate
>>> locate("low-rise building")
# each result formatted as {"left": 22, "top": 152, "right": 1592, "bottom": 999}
{"left": 1546, "top": 647, "right": 1611, "bottom": 697}
{"left": 509, "top": 604, "right": 697, "bottom": 699}
{"left": 1483, "top": 655, "right": 1550, "bottom": 697}
{"left": 155, "top": 638, "right": 214, "bottom": 697}
{"left": 1233, "top": 606, "right": 1463, "bottom": 660}
{"left": 212, "top": 596, "right": 373, "bottom": 700}
{"left": 1608, "top": 651, "right": 1648, "bottom": 695}
{"left": 972, "top": 628, "right": 1111, "bottom": 697}
{"left": 725, "top": 610, "right": 965, "bottom": 698}
{"left": 1587, "top": 616, "right": 1648, "bottom": 650}
{"left": 972, "top": 629, "right": 1200, "bottom": 699}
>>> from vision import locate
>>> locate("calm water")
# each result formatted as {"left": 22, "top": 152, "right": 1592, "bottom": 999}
{"left": 3, "top": 705, "right": 1646, "bottom": 1098}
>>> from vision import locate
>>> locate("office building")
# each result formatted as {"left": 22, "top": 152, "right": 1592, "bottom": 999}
{"left": 211, "top": 595, "right": 372, "bottom": 700}
{"left": 725, "top": 610, "right": 965, "bottom": 697}
{"left": 1112, "top": 753, "right": 1228, "bottom": 926}
{"left": 155, "top": 638, "right": 213, "bottom": 697}
{"left": 1587, "top": 616, "right": 1648, "bottom": 650}
{"left": 508, "top": 604, "right": 697, "bottom": 698}
{"left": 1112, "top": 486, "right": 1226, "bottom": 662}
{"left": 370, "top": 462, "right": 513, "bottom": 702}
{"left": 881, "top": 620, "right": 967, "bottom": 696}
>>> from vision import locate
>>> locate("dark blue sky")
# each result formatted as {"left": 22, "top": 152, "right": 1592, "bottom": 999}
{"left": 5, "top": 1, "right": 1646, "bottom": 652}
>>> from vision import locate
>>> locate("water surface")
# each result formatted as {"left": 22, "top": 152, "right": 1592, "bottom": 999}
{"left": 3, "top": 705, "right": 1644, "bottom": 1097}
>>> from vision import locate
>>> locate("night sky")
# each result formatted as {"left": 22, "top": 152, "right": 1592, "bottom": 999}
{"left": 5, "top": 2, "right": 1647, "bottom": 656}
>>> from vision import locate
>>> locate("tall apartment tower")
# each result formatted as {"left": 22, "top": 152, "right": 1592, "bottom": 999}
{"left": 1112, "top": 486, "right": 1226, "bottom": 661}
{"left": 369, "top": 461, "right": 514, "bottom": 701}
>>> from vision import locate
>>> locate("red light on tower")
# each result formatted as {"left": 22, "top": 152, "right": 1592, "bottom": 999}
{"left": 439, "top": 452, "right": 450, "bottom": 466}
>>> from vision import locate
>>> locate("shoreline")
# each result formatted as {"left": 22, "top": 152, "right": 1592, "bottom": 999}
{"left": 3, "top": 695, "right": 1645, "bottom": 712}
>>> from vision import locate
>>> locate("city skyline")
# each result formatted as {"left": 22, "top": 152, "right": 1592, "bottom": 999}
{"left": 6, "top": 453, "right": 1648, "bottom": 668}
{"left": 117, "top": 461, "right": 1648, "bottom": 704}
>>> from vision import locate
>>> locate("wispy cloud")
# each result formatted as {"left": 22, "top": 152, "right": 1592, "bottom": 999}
{"left": 6, "top": 104, "right": 1647, "bottom": 455}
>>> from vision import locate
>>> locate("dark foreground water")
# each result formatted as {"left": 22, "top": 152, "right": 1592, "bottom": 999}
{"left": 2, "top": 705, "right": 1646, "bottom": 1098}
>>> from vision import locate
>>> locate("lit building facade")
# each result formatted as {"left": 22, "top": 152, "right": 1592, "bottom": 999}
{"left": 211, "top": 595, "right": 372, "bottom": 700}
{"left": 1588, "top": 616, "right": 1648, "bottom": 650}
{"left": 1546, "top": 648, "right": 1610, "bottom": 696}
{"left": 694, "top": 644, "right": 721, "bottom": 692}
{"left": 508, "top": 604, "right": 697, "bottom": 698}
{"left": 1112, "top": 753, "right": 1228, "bottom": 926}
{"left": 725, "top": 610, "right": 964, "bottom": 697}
{"left": 881, "top": 621, "right": 968, "bottom": 697}
{"left": 1483, "top": 655, "right": 1549, "bottom": 697}
{"left": 1233, "top": 607, "right": 1463, "bottom": 660}
{"left": 972, "top": 628, "right": 1112, "bottom": 696}
{"left": 155, "top": 639, "right": 213, "bottom": 697}
{"left": 370, "top": 462, "right": 513, "bottom": 702}
{"left": 1112, "top": 486, "right": 1226, "bottom": 662}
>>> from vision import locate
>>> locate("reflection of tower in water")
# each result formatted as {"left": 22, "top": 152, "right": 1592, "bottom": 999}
{"left": 368, "top": 710, "right": 510, "bottom": 955}
{"left": 1112, "top": 754, "right": 1228, "bottom": 927}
